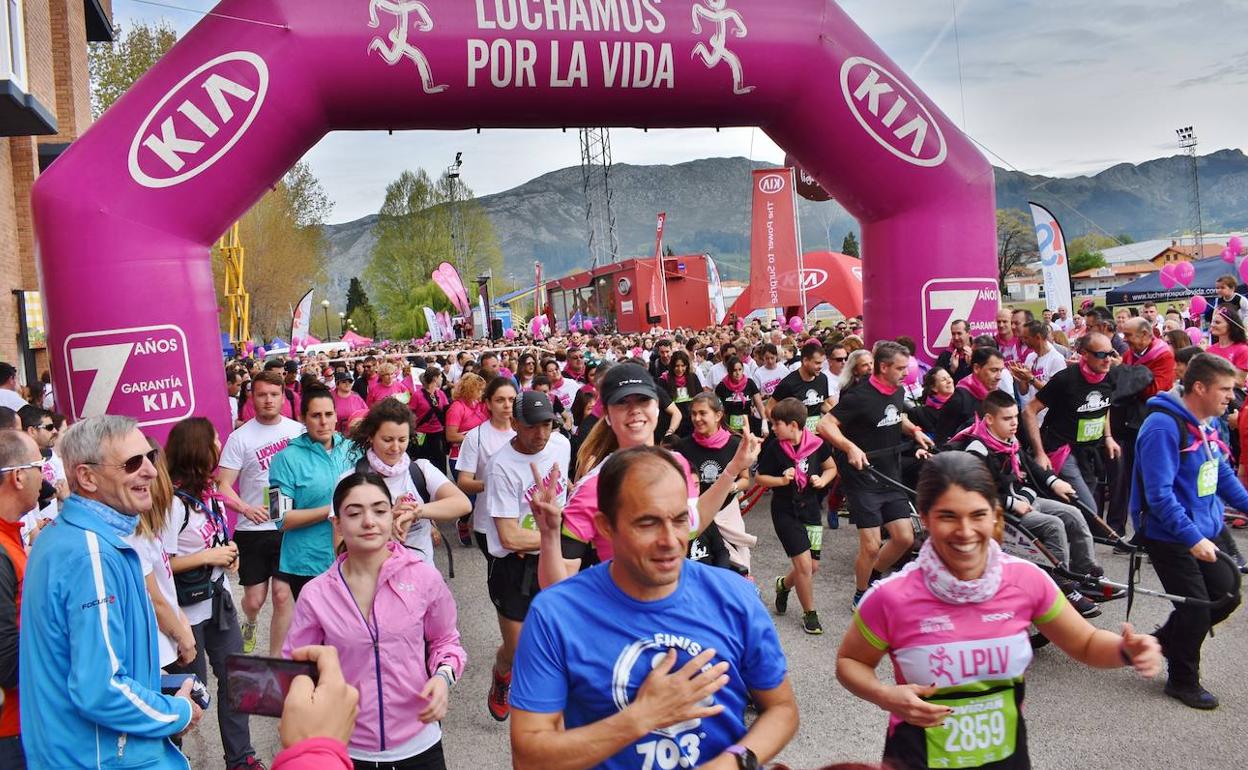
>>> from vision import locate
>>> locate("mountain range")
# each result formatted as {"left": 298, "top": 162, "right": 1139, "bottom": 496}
{"left": 320, "top": 149, "right": 1248, "bottom": 297}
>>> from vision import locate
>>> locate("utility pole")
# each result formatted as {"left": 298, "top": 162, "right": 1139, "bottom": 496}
{"left": 580, "top": 128, "right": 620, "bottom": 269}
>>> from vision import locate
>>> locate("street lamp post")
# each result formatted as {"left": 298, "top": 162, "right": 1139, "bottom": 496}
{"left": 321, "top": 299, "right": 331, "bottom": 341}
{"left": 338, "top": 312, "right": 345, "bottom": 339}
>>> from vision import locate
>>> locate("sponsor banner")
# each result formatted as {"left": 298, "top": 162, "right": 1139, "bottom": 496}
{"left": 64, "top": 325, "right": 195, "bottom": 427}
{"left": 784, "top": 153, "right": 832, "bottom": 202}
{"left": 291, "top": 288, "right": 313, "bottom": 343}
{"left": 920, "top": 278, "right": 1000, "bottom": 359}
{"left": 748, "top": 168, "right": 802, "bottom": 311}
{"left": 423, "top": 306, "right": 441, "bottom": 341}
{"left": 649, "top": 212, "right": 667, "bottom": 319}
{"left": 707, "top": 255, "right": 726, "bottom": 323}
{"left": 1028, "top": 203, "right": 1073, "bottom": 313}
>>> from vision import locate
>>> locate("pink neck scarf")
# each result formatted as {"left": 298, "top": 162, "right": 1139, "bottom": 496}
{"left": 925, "top": 392, "right": 950, "bottom": 410}
{"left": 721, "top": 374, "right": 749, "bottom": 394}
{"left": 953, "top": 416, "right": 1021, "bottom": 479}
{"left": 1079, "top": 360, "right": 1108, "bottom": 384}
{"left": 693, "top": 427, "right": 732, "bottom": 450}
{"left": 779, "top": 430, "right": 824, "bottom": 491}
{"left": 869, "top": 375, "right": 897, "bottom": 396}
{"left": 956, "top": 374, "right": 990, "bottom": 401}
{"left": 917, "top": 538, "right": 1004, "bottom": 604}
{"left": 366, "top": 448, "right": 410, "bottom": 478}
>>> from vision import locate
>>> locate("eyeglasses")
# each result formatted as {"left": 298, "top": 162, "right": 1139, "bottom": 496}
{"left": 87, "top": 449, "right": 159, "bottom": 474}
{"left": 831, "top": 356, "right": 849, "bottom": 362}
{"left": 0, "top": 458, "right": 46, "bottom": 474}
{"left": 1086, "top": 350, "right": 1114, "bottom": 360}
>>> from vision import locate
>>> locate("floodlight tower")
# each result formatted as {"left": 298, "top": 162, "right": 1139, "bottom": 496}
{"left": 1176, "top": 126, "right": 1204, "bottom": 258}
{"left": 447, "top": 151, "right": 466, "bottom": 278}
{"left": 580, "top": 127, "right": 620, "bottom": 269}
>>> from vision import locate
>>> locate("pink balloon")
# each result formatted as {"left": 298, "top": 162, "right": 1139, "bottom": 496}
{"left": 1239, "top": 256, "right": 1248, "bottom": 286}
{"left": 1158, "top": 263, "right": 1177, "bottom": 289}
{"left": 582, "top": 320, "right": 594, "bottom": 332}
{"left": 1223, "top": 247, "right": 1237, "bottom": 263}
{"left": 1189, "top": 295, "right": 1207, "bottom": 316}
{"left": 1187, "top": 327, "right": 1203, "bottom": 346}
{"left": 788, "top": 316, "right": 804, "bottom": 333}
{"left": 1229, "top": 235, "right": 1243, "bottom": 254}
{"left": 903, "top": 357, "right": 921, "bottom": 386}
{"left": 1173, "top": 260, "right": 1195, "bottom": 287}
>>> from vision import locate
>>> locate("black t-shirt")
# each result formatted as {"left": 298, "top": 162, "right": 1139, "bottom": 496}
{"left": 935, "top": 387, "right": 980, "bottom": 446}
{"left": 771, "top": 370, "right": 830, "bottom": 430}
{"left": 1035, "top": 364, "right": 1112, "bottom": 449}
{"left": 652, "top": 388, "right": 676, "bottom": 442}
{"left": 831, "top": 380, "right": 907, "bottom": 488}
{"left": 676, "top": 434, "right": 741, "bottom": 512}
{"left": 715, "top": 379, "right": 760, "bottom": 433}
{"left": 757, "top": 435, "right": 834, "bottom": 521}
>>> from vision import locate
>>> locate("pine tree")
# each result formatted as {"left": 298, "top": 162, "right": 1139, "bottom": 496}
{"left": 841, "top": 232, "right": 860, "bottom": 258}
{"left": 346, "top": 277, "right": 369, "bottom": 319}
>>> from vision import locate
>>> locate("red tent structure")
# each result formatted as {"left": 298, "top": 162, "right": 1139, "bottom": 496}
{"left": 729, "top": 251, "right": 863, "bottom": 318}
{"left": 340, "top": 330, "right": 374, "bottom": 348}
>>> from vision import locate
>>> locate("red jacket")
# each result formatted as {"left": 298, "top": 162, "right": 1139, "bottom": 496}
{"left": 272, "top": 738, "right": 351, "bottom": 770}
{"left": 1123, "top": 341, "right": 1176, "bottom": 399}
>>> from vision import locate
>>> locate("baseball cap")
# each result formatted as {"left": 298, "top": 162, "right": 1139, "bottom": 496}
{"left": 599, "top": 363, "right": 657, "bottom": 406}
{"left": 513, "top": 391, "right": 557, "bottom": 425}
{"left": 283, "top": 360, "right": 299, "bottom": 374}
{"left": 334, "top": 371, "right": 353, "bottom": 383}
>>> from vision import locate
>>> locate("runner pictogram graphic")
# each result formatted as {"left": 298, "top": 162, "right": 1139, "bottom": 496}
{"left": 929, "top": 646, "right": 955, "bottom": 687}
{"left": 691, "top": 0, "right": 754, "bottom": 95}
{"left": 368, "top": 0, "right": 448, "bottom": 94}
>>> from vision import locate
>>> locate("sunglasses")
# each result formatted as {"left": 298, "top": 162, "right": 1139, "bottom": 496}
{"left": 0, "top": 458, "right": 46, "bottom": 474}
{"left": 831, "top": 356, "right": 849, "bottom": 362}
{"left": 1086, "top": 350, "right": 1114, "bottom": 360}
{"left": 87, "top": 449, "right": 159, "bottom": 474}
{"left": 37, "top": 423, "right": 56, "bottom": 432}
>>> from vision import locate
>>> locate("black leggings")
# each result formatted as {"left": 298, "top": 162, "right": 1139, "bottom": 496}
{"left": 353, "top": 741, "right": 446, "bottom": 770}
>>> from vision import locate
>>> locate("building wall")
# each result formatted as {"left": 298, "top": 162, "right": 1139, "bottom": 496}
{"left": 45, "top": 0, "right": 92, "bottom": 142}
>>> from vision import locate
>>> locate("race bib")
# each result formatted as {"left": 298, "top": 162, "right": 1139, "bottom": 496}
{"left": 1075, "top": 416, "right": 1105, "bottom": 443}
{"left": 805, "top": 414, "right": 821, "bottom": 431}
{"left": 676, "top": 387, "right": 690, "bottom": 402}
{"left": 805, "top": 524, "right": 823, "bottom": 552}
{"left": 728, "top": 414, "right": 746, "bottom": 431}
{"left": 393, "top": 391, "right": 411, "bottom": 405}
{"left": 925, "top": 690, "right": 1018, "bottom": 768}
{"left": 1197, "top": 459, "right": 1218, "bottom": 497}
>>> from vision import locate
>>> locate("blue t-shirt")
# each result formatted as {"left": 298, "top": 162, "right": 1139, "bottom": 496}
{"left": 268, "top": 432, "right": 355, "bottom": 576}
{"left": 511, "top": 560, "right": 787, "bottom": 770}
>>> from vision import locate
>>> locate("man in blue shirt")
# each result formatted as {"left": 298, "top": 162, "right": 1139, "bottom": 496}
{"left": 510, "top": 445, "right": 798, "bottom": 770}
{"left": 1131, "top": 353, "right": 1247, "bottom": 710}
{"left": 21, "top": 415, "right": 202, "bottom": 768}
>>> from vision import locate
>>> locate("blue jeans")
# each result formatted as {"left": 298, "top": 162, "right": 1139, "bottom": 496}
{"left": 0, "top": 735, "right": 27, "bottom": 769}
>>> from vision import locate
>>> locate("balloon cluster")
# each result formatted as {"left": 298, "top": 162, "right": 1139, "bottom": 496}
{"left": 1158, "top": 260, "right": 1195, "bottom": 289}
{"left": 503, "top": 328, "right": 517, "bottom": 341}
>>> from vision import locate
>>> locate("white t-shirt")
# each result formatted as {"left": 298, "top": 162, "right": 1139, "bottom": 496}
{"left": 752, "top": 365, "right": 787, "bottom": 398}
{"left": 218, "top": 417, "right": 305, "bottom": 532}
{"left": 21, "top": 452, "right": 66, "bottom": 543}
{"left": 708, "top": 362, "right": 728, "bottom": 387}
{"left": 1022, "top": 346, "right": 1068, "bottom": 418}
{"left": 40, "top": 389, "right": 53, "bottom": 411}
{"left": 378, "top": 460, "right": 454, "bottom": 564}
{"left": 126, "top": 531, "right": 180, "bottom": 667}
{"left": 481, "top": 434, "right": 571, "bottom": 558}
{"left": 160, "top": 495, "right": 232, "bottom": 627}
{"left": 0, "top": 388, "right": 26, "bottom": 412}
{"left": 457, "top": 421, "right": 517, "bottom": 534}
{"left": 549, "top": 378, "right": 581, "bottom": 411}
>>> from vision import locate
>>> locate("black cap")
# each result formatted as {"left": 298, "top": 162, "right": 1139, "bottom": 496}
{"left": 513, "top": 391, "right": 557, "bottom": 425}
{"left": 599, "top": 363, "right": 657, "bottom": 406}
{"left": 283, "top": 360, "right": 299, "bottom": 373}
{"left": 333, "top": 371, "right": 353, "bottom": 383}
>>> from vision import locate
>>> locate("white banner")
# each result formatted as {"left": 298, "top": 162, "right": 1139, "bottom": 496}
{"left": 707, "top": 255, "right": 726, "bottom": 323}
{"left": 291, "top": 289, "right": 313, "bottom": 343}
{"left": 1028, "top": 202, "right": 1073, "bottom": 313}
{"left": 423, "top": 307, "right": 442, "bottom": 342}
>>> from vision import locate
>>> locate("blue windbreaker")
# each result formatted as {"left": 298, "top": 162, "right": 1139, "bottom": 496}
{"left": 1129, "top": 393, "right": 1248, "bottom": 547}
{"left": 20, "top": 495, "right": 192, "bottom": 769}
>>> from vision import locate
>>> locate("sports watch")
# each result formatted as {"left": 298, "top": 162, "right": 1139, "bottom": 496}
{"left": 725, "top": 745, "right": 758, "bottom": 770}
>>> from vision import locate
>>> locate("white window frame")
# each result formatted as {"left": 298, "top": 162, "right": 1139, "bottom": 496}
{"left": 0, "top": 0, "right": 27, "bottom": 93}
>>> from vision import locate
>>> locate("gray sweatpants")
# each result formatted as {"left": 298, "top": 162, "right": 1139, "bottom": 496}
{"left": 1032, "top": 497, "right": 1098, "bottom": 574}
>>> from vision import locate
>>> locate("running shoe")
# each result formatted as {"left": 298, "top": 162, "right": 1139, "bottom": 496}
{"left": 1234, "top": 553, "right": 1248, "bottom": 575}
{"left": 1088, "top": 584, "right": 1127, "bottom": 602}
{"left": 851, "top": 589, "right": 866, "bottom": 609}
{"left": 1065, "top": 589, "right": 1101, "bottom": 618}
{"left": 802, "top": 610, "right": 823, "bottom": 635}
{"left": 774, "top": 576, "right": 790, "bottom": 615}
{"left": 240, "top": 620, "right": 257, "bottom": 655}
{"left": 456, "top": 516, "right": 473, "bottom": 546}
{"left": 488, "top": 668, "right": 511, "bottom": 721}
{"left": 1164, "top": 682, "right": 1219, "bottom": 710}
{"left": 228, "top": 757, "right": 267, "bottom": 770}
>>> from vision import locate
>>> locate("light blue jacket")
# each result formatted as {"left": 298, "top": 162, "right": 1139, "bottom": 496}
{"left": 269, "top": 432, "right": 355, "bottom": 576}
{"left": 20, "top": 495, "right": 192, "bottom": 769}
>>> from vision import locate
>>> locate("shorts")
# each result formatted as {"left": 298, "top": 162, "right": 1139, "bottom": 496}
{"left": 846, "top": 488, "right": 911, "bottom": 530}
{"left": 275, "top": 572, "right": 315, "bottom": 601}
{"left": 771, "top": 506, "right": 817, "bottom": 559}
{"left": 234, "top": 529, "right": 283, "bottom": 587}
{"left": 487, "top": 553, "right": 540, "bottom": 622}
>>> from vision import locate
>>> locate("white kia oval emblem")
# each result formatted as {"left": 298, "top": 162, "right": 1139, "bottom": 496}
{"left": 128, "top": 51, "right": 270, "bottom": 189}
{"left": 802, "top": 268, "right": 829, "bottom": 291}
{"left": 758, "top": 173, "right": 786, "bottom": 194}
{"left": 839, "top": 56, "right": 947, "bottom": 168}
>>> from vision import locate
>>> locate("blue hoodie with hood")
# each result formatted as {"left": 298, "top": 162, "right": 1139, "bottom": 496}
{"left": 1129, "top": 392, "right": 1248, "bottom": 547}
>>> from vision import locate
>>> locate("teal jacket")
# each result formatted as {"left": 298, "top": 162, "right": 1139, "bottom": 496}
{"left": 269, "top": 432, "right": 355, "bottom": 576}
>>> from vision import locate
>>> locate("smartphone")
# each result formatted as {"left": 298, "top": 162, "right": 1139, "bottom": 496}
{"left": 267, "top": 486, "right": 293, "bottom": 521}
{"left": 160, "top": 673, "right": 211, "bottom": 709}
{"left": 225, "top": 654, "right": 317, "bottom": 718}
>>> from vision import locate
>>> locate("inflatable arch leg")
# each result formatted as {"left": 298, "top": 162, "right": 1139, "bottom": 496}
{"left": 34, "top": 0, "right": 996, "bottom": 441}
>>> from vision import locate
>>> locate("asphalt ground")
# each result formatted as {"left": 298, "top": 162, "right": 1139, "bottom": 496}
{"left": 183, "top": 511, "right": 1248, "bottom": 770}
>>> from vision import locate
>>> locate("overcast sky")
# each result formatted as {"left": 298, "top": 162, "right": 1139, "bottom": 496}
{"left": 114, "top": 0, "right": 1248, "bottom": 223}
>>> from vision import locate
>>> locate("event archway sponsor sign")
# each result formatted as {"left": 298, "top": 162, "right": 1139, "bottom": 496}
{"left": 34, "top": 0, "right": 997, "bottom": 440}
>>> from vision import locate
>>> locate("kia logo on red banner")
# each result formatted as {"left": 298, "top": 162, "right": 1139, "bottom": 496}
{"left": 802, "top": 268, "right": 829, "bottom": 291}
{"left": 839, "top": 56, "right": 947, "bottom": 168}
{"left": 758, "top": 173, "right": 786, "bottom": 194}
{"left": 128, "top": 51, "right": 270, "bottom": 189}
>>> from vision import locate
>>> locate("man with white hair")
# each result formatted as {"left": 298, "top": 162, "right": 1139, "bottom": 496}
{"left": 20, "top": 415, "right": 202, "bottom": 768}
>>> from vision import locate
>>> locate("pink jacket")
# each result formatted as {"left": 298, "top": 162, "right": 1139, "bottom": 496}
{"left": 272, "top": 738, "right": 351, "bottom": 770}
{"left": 282, "top": 542, "right": 467, "bottom": 755}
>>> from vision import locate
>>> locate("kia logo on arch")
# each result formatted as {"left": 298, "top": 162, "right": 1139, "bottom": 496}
{"left": 757, "top": 174, "right": 786, "bottom": 194}
{"left": 801, "top": 268, "right": 829, "bottom": 291}
{"left": 839, "top": 56, "right": 947, "bottom": 168}
{"left": 128, "top": 51, "right": 270, "bottom": 189}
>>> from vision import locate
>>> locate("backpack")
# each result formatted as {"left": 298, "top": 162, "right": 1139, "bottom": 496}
{"left": 352, "top": 457, "right": 454, "bottom": 578}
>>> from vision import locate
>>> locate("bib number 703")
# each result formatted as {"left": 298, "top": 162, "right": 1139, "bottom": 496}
{"left": 635, "top": 734, "right": 701, "bottom": 770}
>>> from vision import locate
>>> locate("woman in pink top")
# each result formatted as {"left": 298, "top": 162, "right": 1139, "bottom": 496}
{"left": 283, "top": 472, "right": 466, "bottom": 769}
{"left": 445, "top": 373, "right": 488, "bottom": 469}
{"left": 366, "top": 362, "right": 411, "bottom": 406}
{"left": 1207, "top": 306, "right": 1248, "bottom": 384}
{"left": 836, "top": 452, "right": 1160, "bottom": 770}
{"left": 410, "top": 367, "right": 450, "bottom": 473}
{"left": 332, "top": 373, "right": 367, "bottom": 435}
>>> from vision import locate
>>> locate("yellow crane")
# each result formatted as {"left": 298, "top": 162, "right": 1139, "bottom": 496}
{"left": 220, "top": 222, "right": 250, "bottom": 346}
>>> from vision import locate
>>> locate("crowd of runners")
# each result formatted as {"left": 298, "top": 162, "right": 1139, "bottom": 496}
{"left": 3, "top": 292, "right": 1248, "bottom": 769}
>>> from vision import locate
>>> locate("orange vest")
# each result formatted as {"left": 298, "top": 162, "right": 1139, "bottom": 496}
{"left": 0, "top": 517, "right": 27, "bottom": 738}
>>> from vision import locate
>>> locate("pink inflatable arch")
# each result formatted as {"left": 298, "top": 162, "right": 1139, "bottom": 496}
{"left": 34, "top": 0, "right": 997, "bottom": 441}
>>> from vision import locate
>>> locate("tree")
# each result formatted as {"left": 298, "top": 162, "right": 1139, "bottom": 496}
{"left": 841, "top": 231, "right": 860, "bottom": 258}
{"left": 1069, "top": 251, "right": 1108, "bottom": 275}
{"left": 88, "top": 21, "right": 177, "bottom": 118}
{"left": 345, "top": 277, "right": 370, "bottom": 319}
{"left": 211, "top": 162, "right": 332, "bottom": 338}
{"left": 1066, "top": 232, "right": 1118, "bottom": 277}
{"left": 996, "top": 209, "right": 1038, "bottom": 289}
{"left": 365, "top": 169, "right": 503, "bottom": 338}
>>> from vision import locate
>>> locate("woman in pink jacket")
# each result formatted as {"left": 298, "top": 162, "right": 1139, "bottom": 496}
{"left": 283, "top": 472, "right": 466, "bottom": 769}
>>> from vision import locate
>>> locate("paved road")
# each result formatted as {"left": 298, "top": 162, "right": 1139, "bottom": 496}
{"left": 185, "top": 516, "right": 1248, "bottom": 769}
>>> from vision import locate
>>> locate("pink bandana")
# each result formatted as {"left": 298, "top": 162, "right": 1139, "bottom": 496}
{"left": 693, "top": 427, "right": 732, "bottom": 450}
{"left": 869, "top": 375, "right": 897, "bottom": 396}
{"left": 366, "top": 448, "right": 410, "bottom": 478}
{"left": 953, "top": 417, "right": 1021, "bottom": 479}
{"left": 721, "top": 373, "right": 749, "bottom": 394}
{"left": 778, "top": 430, "right": 824, "bottom": 491}
{"left": 925, "top": 392, "right": 950, "bottom": 410}
{"left": 956, "top": 374, "right": 990, "bottom": 401}
{"left": 1079, "top": 360, "right": 1108, "bottom": 384}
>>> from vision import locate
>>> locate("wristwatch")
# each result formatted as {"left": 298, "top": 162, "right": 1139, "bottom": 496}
{"left": 725, "top": 745, "right": 758, "bottom": 770}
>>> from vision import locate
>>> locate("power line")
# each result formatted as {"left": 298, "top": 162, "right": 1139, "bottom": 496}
{"left": 129, "top": 0, "right": 290, "bottom": 30}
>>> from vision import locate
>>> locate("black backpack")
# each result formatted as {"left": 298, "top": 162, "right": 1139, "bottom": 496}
{"left": 352, "top": 457, "right": 454, "bottom": 577}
